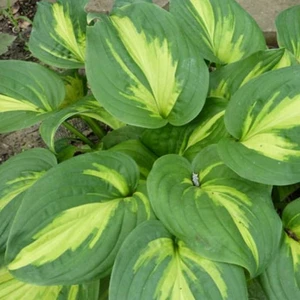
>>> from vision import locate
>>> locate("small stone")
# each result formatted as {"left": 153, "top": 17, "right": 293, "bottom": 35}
{"left": 85, "top": 0, "right": 113, "bottom": 14}
{"left": 0, "top": 0, "right": 17, "bottom": 10}
{"left": 11, "top": 2, "right": 20, "bottom": 14}
{"left": 153, "top": 0, "right": 169, "bottom": 8}
{"left": 19, "top": 20, "right": 31, "bottom": 30}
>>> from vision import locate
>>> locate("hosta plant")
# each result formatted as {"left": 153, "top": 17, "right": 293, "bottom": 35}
{"left": 1, "top": 0, "right": 300, "bottom": 299}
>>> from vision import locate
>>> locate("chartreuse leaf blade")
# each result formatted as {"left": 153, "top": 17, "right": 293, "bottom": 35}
{"left": 6, "top": 152, "right": 155, "bottom": 285}
{"left": 209, "top": 49, "right": 298, "bottom": 100}
{"left": 86, "top": 2, "right": 208, "bottom": 128}
{"left": 0, "top": 149, "right": 57, "bottom": 256}
{"left": 183, "top": 97, "right": 228, "bottom": 161}
{"left": 170, "top": 0, "right": 266, "bottom": 64}
{"left": 219, "top": 65, "right": 300, "bottom": 185}
{"left": 259, "top": 198, "right": 300, "bottom": 299}
{"left": 276, "top": 5, "right": 300, "bottom": 62}
{"left": 110, "top": 220, "right": 248, "bottom": 300}
{"left": 0, "top": 60, "right": 65, "bottom": 133}
{"left": 39, "top": 96, "right": 124, "bottom": 152}
{"left": 0, "top": 266, "right": 100, "bottom": 300}
{"left": 29, "top": 0, "right": 88, "bottom": 68}
{"left": 147, "top": 145, "right": 282, "bottom": 277}
{"left": 59, "top": 71, "right": 86, "bottom": 108}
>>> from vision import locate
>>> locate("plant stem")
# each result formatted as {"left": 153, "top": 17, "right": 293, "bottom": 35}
{"left": 81, "top": 116, "right": 106, "bottom": 139}
{"left": 62, "top": 121, "right": 95, "bottom": 148}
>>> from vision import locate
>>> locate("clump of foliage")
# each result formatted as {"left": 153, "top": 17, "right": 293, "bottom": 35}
{"left": 0, "top": 0, "right": 300, "bottom": 299}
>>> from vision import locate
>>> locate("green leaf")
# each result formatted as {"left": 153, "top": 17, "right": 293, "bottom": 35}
{"left": 282, "top": 198, "right": 300, "bottom": 240}
{"left": 258, "top": 199, "right": 300, "bottom": 298}
{"left": 209, "top": 49, "right": 298, "bottom": 100}
{"left": 147, "top": 145, "right": 282, "bottom": 277}
{"left": 39, "top": 96, "right": 124, "bottom": 152}
{"left": 141, "top": 123, "right": 193, "bottom": 157}
{"left": 108, "top": 140, "right": 157, "bottom": 179}
{"left": 29, "top": 0, "right": 88, "bottom": 68}
{"left": 0, "top": 60, "right": 65, "bottom": 133}
{"left": 141, "top": 97, "right": 228, "bottom": 161}
{"left": 258, "top": 199, "right": 300, "bottom": 299}
{"left": 218, "top": 65, "right": 300, "bottom": 185}
{"left": 0, "top": 149, "right": 57, "bottom": 256}
{"left": 0, "top": 33, "right": 16, "bottom": 55}
{"left": 59, "top": 71, "right": 86, "bottom": 108}
{"left": 102, "top": 126, "right": 145, "bottom": 149}
{"left": 170, "top": 0, "right": 266, "bottom": 64}
{"left": 54, "top": 138, "right": 79, "bottom": 162}
{"left": 183, "top": 97, "right": 228, "bottom": 161}
{"left": 259, "top": 233, "right": 300, "bottom": 299}
{"left": 6, "top": 151, "right": 155, "bottom": 285}
{"left": 86, "top": 2, "right": 209, "bottom": 128}
{"left": 110, "top": 220, "right": 248, "bottom": 300}
{"left": 0, "top": 266, "right": 100, "bottom": 300}
{"left": 276, "top": 5, "right": 300, "bottom": 62}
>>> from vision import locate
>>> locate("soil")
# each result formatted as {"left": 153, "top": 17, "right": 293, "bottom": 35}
{"left": 0, "top": 0, "right": 38, "bottom": 61}
{"left": 0, "top": 0, "right": 43, "bottom": 164}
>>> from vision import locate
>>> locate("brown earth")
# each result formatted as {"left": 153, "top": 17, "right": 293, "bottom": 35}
{"left": 0, "top": 0, "right": 43, "bottom": 164}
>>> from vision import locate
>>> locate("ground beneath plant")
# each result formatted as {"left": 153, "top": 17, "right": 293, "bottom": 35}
{"left": 0, "top": 0, "right": 37, "bottom": 60}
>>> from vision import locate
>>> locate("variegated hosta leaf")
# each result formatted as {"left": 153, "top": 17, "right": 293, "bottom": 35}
{"left": 0, "top": 60, "right": 65, "bottom": 133}
{"left": 108, "top": 140, "right": 158, "bottom": 179}
{"left": 141, "top": 123, "right": 193, "bottom": 157}
{"left": 259, "top": 198, "right": 300, "bottom": 299}
{"left": 147, "top": 145, "right": 282, "bottom": 277}
{"left": 86, "top": 2, "right": 209, "bottom": 128}
{"left": 0, "top": 266, "right": 100, "bottom": 300}
{"left": 209, "top": 49, "right": 298, "bottom": 100}
{"left": 6, "top": 152, "right": 155, "bottom": 285}
{"left": 183, "top": 97, "right": 228, "bottom": 161}
{"left": 141, "top": 97, "right": 228, "bottom": 161}
{"left": 0, "top": 149, "right": 57, "bottom": 256}
{"left": 110, "top": 220, "right": 248, "bottom": 300}
{"left": 282, "top": 198, "right": 300, "bottom": 239}
{"left": 218, "top": 65, "right": 300, "bottom": 185}
{"left": 170, "top": 0, "right": 266, "bottom": 64}
{"left": 259, "top": 234, "right": 300, "bottom": 299}
{"left": 29, "top": 0, "right": 88, "bottom": 68}
{"left": 276, "top": 5, "right": 300, "bottom": 62}
{"left": 39, "top": 96, "right": 124, "bottom": 152}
